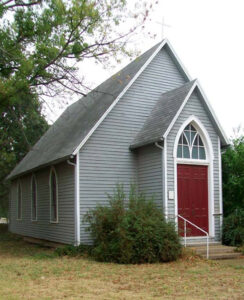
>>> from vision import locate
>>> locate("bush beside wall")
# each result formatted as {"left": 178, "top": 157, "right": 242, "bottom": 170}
{"left": 84, "top": 185, "right": 182, "bottom": 264}
{"left": 222, "top": 209, "right": 244, "bottom": 246}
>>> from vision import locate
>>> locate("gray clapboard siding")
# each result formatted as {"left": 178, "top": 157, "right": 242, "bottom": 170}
{"left": 79, "top": 47, "right": 187, "bottom": 243}
{"left": 9, "top": 162, "right": 75, "bottom": 244}
{"left": 166, "top": 91, "right": 221, "bottom": 240}
{"left": 137, "top": 145, "right": 162, "bottom": 209}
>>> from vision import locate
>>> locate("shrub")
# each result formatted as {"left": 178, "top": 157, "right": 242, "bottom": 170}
{"left": 222, "top": 209, "right": 244, "bottom": 246}
{"left": 84, "top": 185, "right": 182, "bottom": 264}
{"left": 222, "top": 136, "right": 244, "bottom": 217}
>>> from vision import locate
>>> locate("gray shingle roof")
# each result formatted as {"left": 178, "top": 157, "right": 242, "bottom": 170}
{"left": 8, "top": 42, "right": 162, "bottom": 179}
{"left": 130, "top": 80, "right": 196, "bottom": 149}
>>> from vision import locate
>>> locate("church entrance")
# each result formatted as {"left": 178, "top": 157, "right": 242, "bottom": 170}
{"left": 177, "top": 164, "right": 209, "bottom": 237}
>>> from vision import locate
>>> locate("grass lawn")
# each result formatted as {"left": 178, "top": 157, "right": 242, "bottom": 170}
{"left": 0, "top": 225, "right": 243, "bottom": 300}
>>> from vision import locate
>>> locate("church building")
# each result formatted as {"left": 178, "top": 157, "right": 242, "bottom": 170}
{"left": 7, "top": 39, "right": 229, "bottom": 246}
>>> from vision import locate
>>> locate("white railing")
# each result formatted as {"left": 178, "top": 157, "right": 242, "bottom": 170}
{"left": 177, "top": 214, "right": 209, "bottom": 259}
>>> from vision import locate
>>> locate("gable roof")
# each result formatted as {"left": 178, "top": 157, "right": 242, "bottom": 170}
{"left": 130, "top": 80, "right": 196, "bottom": 149}
{"left": 130, "top": 80, "right": 229, "bottom": 149}
{"left": 9, "top": 39, "right": 192, "bottom": 180}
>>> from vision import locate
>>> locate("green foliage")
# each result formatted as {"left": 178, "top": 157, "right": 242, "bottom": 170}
{"left": 0, "top": 96, "right": 48, "bottom": 217}
{"left": 84, "top": 185, "right": 182, "bottom": 264}
{"left": 0, "top": 0, "right": 154, "bottom": 111}
{"left": 222, "top": 209, "right": 244, "bottom": 246}
{"left": 0, "top": 0, "right": 154, "bottom": 216}
{"left": 222, "top": 136, "right": 244, "bottom": 216}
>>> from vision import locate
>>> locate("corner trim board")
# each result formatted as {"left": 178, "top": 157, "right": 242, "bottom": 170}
{"left": 164, "top": 138, "right": 168, "bottom": 218}
{"left": 75, "top": 152, "right": 80, "bottom": 246}
{"left": 218, "top": 137, "right": 223, "bottom": 231}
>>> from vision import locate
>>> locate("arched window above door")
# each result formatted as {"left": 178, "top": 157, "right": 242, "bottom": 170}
{"left": 177, "top": 124, "right": 206, "bottom": 160}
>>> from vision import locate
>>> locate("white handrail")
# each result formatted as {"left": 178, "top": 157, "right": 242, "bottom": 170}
{"left": 176, "top": 214, "right": 209, "bottom": 259}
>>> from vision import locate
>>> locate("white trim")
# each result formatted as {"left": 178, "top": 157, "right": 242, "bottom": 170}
{"left": 164, "top": 138, "right": 168, "bottom": 218}
{"left": 184, "top": 236, "right": 210, "bottom": 239}
{"left": 218, "top": 137, "right": 223, "bottom": 230}
{"left": 49, "top": 166, "right": 59, "bottom": 224}
{"left": 72, "top": 39, "right": 192, "bottom": 155}
{"left": 30, "top": 174, "right": 38, "bottom": 222}
{"left": 163, "top": 80, "right": 229, "bottom": 146}
{"left": 197, "top": 80, "right": 229, "bottom": 145}
{"left": 163, "top": 81, "right": 197, "bottom": 139}
{"left": 173, "top": 115, "right": 214, "bottom": 160}
{"left": 176, "top": 159, "right": 209, "bottom": 166}
{"left": 75, "top": 152, "right": 80, "bottom": 246}
{"left": 17, "top": 179, "right": 22, "bottom": 221}
{"left": 173, "top": 117, "right": 215, "bottom": 237}
{"left": 174, "top": 156, "right": 178, "bottom": 220}
{"left": 209, "top": 157, "right": 215, "bottom": 237}
{"left": 164, "top": 39, "right": 192, "bottom": 81}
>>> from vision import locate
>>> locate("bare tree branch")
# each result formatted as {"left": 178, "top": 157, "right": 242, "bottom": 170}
{"left": 3, "top": 0, "right": 42, "bottom": 9}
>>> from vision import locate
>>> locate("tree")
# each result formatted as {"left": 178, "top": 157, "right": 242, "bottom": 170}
{"left": 0, "top": 0, "right": 156, "bottom": 216}
{"left": 0, "top": 96, "right": 48, "bottom": 217}
{"left": 222, "top": 135, "right": 244, "bottom": 216}
{"left": 0, "top": 0, "right": 156, "bottom": 113}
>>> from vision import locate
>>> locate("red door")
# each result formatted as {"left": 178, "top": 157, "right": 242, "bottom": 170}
{"left": 177, "top": 164, "right": 208, "bottom": 236}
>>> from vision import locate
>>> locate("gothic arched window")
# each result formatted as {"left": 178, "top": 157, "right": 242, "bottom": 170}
{"left": 177, "top": 124, "right": 206, "bottom": 160}
{"left": 31, "top": 175, "right": 37, "bottom": 221}
{"left": 50, "top": 168, "right": 58, "bottom": 223}
{"left": 17, "top": 181, "right": 22, "bottom": 220}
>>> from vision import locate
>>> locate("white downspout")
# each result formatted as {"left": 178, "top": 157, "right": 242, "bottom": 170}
{"left": 67, "top": 154, "right": 80, "bottom": 246}
{"left": 155, "top": 141, "right": 167, "bottom": 219}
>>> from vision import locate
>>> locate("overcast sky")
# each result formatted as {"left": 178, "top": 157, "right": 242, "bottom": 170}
{"left": 49, "top": 0, "right": 244, "bottom": 138}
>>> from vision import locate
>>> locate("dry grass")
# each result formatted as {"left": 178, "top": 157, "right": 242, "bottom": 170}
{"left": 0, "top": 225, "right": 243, "bottom": 300}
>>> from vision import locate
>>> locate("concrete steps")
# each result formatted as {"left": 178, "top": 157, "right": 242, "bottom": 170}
{"left": 188, "top": 243, "right": 242, "bottom": 260}
{"left": 181, "top": 236, "right": 216, "bottom": 246}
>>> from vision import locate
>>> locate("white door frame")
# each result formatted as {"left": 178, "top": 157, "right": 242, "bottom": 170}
{"left": 172, "top": 115, "right": 215, "bottom": 237}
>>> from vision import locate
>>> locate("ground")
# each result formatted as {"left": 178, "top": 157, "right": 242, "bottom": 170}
{"left": 0, "top": 225, "right": 243, "bottom": 300}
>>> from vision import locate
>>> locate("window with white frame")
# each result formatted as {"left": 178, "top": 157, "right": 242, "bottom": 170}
{"left": 31, "top": 175, "right": 37, "bottom": 221}
{"left": 50, "top": 168, "right": 58, "bottom": 223}
{"left": 177, "top": 124, "right": 206, "bottom": 160}
{"left": 17, "top": 181, "right": 22, "bottom": 220}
